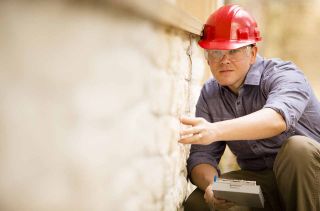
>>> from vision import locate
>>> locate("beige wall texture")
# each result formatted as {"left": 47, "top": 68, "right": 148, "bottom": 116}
{"left": 176, "top": 0, "right": 223, "bottom": 23}
{"left": 0, "top": 1, "right": 210, "bottom": 210}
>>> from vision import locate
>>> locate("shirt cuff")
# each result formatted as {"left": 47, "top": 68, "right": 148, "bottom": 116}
{"left": 263, "top": 103, "right": 295, "bottom": 133}
{"left": 187, "top": 156, "right": 220, "bottom": 181}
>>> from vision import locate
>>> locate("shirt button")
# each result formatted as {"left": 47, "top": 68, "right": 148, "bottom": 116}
{"left": 236, "top": 101, "right": 240, "bottom": 105}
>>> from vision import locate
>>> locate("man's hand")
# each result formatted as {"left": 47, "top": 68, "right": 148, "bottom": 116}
{"left": 179, "top": 116, "right": 218, "bottom": 145}
{"left": 204, "top": 185, "right": 235, "bottom": 210}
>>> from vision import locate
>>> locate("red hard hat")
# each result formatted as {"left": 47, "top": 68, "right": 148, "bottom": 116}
{"left": 198, "top": 5, "right": 262, "bottom": 50}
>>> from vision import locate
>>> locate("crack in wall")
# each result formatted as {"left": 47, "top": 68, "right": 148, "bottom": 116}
{"left": 185, "top": 33, "right": 193, "bottom": 115}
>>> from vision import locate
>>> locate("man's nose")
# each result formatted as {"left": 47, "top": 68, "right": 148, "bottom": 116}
{"left": 220, "top": 53, "right": 231, "bottom": 64}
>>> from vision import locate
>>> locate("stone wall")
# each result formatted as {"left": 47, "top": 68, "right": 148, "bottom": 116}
{"left": 0, "top": 1, "right": 207, "bottom": 210}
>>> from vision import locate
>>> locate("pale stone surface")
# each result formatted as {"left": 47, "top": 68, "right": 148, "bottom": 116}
{"left": 0, "top": 1, "right": 206, "bottom": 211}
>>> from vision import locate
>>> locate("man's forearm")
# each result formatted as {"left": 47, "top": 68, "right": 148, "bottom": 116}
{"left": 211, "top": 108, "right": 287, "bottom": 142}
{"left": 190, "top": 164, "right": 218, "bottom": 191}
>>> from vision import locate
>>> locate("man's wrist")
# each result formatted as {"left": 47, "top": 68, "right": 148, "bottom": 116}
{"left": 208, "top": 123, "right": 221, "bottom": 142}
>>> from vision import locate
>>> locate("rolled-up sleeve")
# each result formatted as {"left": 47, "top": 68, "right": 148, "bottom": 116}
{"left": 187, "top": 88, "right": 226, "bottom": 178}
{"left": 262, "top": 62, "right": 311, "bottom": 132}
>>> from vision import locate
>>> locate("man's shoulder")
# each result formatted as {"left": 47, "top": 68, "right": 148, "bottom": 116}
{"left": 245, "top": 55, "right": 295, "bottom": 83}
{"left": 261, "top": 57, "right": 299, "bottom": 75}
{"left": 261, "top": 59, "right": 310, "bottom": 92}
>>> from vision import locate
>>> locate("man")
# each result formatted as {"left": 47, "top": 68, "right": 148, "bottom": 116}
{"left": 179, "top": 4, "right": 320, "bottom": 211}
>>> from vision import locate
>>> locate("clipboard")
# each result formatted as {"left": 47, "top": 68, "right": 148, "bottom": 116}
{"left": 212, "top": 178, "right": 264, "bottom": 208}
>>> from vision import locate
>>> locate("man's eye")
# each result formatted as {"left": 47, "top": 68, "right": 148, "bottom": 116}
{"left": 213, "top": 51, "right": 220, "bottom": 56}
{"left": 209, "top": 51, "right": 220, "bottom": 56}
{"left": 229, "top": 49, "right": 239, "bottom": 54}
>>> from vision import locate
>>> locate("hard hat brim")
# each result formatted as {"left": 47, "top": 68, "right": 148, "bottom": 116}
{"left": 198, "top": 40, "right": 258, "bottom": 50}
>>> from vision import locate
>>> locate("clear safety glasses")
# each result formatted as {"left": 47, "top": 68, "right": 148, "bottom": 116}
{"left": 204, "top": 45, "right": 252, "bottom": 62}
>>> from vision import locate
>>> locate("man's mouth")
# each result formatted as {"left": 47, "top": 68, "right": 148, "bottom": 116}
{"left": 219, "top": 69, "right": 233, "bottom": 73}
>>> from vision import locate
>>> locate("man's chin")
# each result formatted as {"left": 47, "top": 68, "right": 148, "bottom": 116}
{"left": 216, "top": 80, "right": 233, "bottom": 87}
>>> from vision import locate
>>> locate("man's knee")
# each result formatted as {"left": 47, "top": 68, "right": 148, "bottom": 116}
{"left": 274, "top": 135, "right": 320, "bottom": 211}
{"left": 275, "top": 135, "right": 320, "bottom": 170}
{"left": 184, "top": 188, "right": 210, "bottom": 211}
{"left": 280, "top": 136, "right": 320, "bottom": 163}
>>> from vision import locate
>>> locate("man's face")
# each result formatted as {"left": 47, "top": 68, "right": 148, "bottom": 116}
{"left": 206, "top": 45, "right": 257, "bottom": 94}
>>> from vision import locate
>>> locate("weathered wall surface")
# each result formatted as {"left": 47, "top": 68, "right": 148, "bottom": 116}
{"left": 0, "top": 1, "right": 207, "bottom": 210}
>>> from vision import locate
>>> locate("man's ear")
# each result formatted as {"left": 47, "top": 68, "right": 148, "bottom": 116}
{"left": 250, "top": 45, "right": 258, "bottom": 64}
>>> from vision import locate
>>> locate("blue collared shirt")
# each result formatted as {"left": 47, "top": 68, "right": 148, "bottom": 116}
{"left": 187, "top": 55, "right": 320, "bottom": 174}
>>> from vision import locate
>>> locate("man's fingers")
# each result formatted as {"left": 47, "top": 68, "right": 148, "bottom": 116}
{"left": 216, "top": 202, "right": 235, "bottom": 209}
{"left": 212, "top": 196, "right": 227, "bottom": 204}
{"left": 180, "top": 126, "right": 203, "bottom": 136}
{"left": 180, "top": 116, "right": 202, "bottom": 126}
{"left": 204, "top": 185, "right": 213, "bottom": 204}
{"left": 203, "top": 185, "right": 235, "bottom": 210}
{"left": 205, "top": 185, "right": 213, "bottom": 198}
{"left": 178, "top": 133, "right": 202, "bottom": 144}
{"left": 224, "top": 202, "right": 235, "bottom": 207}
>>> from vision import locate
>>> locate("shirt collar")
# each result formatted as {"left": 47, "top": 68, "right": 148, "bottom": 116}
{"left": 243, "top": 54, "right": 264, "bottom": 86}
